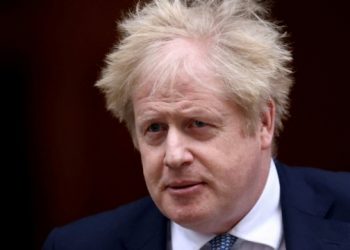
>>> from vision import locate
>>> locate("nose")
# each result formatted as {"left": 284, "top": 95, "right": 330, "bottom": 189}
{"left": 163, "top": 127, "right": 194, "bottom": 169}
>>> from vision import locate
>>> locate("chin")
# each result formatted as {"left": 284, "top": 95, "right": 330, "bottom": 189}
{"left": 162, "top": 201, "right": 214, "bottom": 230}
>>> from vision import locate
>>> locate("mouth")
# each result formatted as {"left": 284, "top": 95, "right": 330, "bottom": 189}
{"left": 165, "top": 180, "right": 205, "bottom": 195}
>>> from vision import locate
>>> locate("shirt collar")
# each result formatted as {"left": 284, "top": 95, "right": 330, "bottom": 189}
{"left": 229, "top": 160, "right": 283, "bottom": 249}
{"left": 171, "top": 160, "right": 283, "bottom": 250}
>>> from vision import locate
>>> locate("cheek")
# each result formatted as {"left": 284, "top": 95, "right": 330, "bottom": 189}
{"left": 206, "top": 134, "right": 261, "bottom": 181}
{"left": 140, "top": 146, "right": 164, "bottom": 185}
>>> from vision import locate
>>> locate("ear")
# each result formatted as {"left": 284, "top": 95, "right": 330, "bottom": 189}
{"left": 260, "top": 99, "right": 275, "bottom": 150}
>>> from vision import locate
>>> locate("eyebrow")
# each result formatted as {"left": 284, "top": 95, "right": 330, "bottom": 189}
{"left": 135, "top": 104, "right": 227, "bottom": 126}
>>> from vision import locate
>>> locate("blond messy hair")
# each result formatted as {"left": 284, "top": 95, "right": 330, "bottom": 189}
{"left": 96, "top": 0, "right": 294, "bottom": 140}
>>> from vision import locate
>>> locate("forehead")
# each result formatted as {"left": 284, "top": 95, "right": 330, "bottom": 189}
{"left": 130, "top": 74, "right": 238, "bottom": 129}
{"left": 132, "top": 77, "right": 238, "bottom": 129}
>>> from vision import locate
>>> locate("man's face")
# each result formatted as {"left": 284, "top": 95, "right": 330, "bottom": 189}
{"left": 132, "top": 72, "right": 273, "bottom": 234}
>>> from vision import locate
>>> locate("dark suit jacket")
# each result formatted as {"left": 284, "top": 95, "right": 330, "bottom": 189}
{"left": 43, "top": 162, "right": 350, "bottom": 249}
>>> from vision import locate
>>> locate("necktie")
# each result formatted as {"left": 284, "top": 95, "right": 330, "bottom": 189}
{"left": 209, "top": 233, "right": 237, "bottom": 250}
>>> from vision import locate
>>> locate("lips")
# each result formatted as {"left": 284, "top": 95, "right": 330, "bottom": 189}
{"left": 165, "top": 180, "right": 205, "bottom": 195}
{"left": 170, "top": 183, "right": 198, "bottom": 189}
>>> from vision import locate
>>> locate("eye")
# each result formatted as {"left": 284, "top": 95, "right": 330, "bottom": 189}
{"left": 146, "top": 123, "right": 166, "bottom": 133}
{"left": 193, "top": 120, "right": 208, "bottom": 128}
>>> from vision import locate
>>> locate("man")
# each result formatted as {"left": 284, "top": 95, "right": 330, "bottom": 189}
{"left": 43, "top": 0, "right": 350, "bottom": 249}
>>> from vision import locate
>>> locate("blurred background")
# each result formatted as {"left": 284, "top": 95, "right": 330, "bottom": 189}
{"left": 2, "top": 0, "right": 349, "bottom": 249}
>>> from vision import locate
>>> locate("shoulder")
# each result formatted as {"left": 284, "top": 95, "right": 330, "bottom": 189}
{"left": 276, "top": 161, "right": 350, "bottom": 195}
{"left": 43, "top": 197, "right": 165, "bottom": 250}
{"left": 276, "top": 161, "right": 350, "bottom": 220}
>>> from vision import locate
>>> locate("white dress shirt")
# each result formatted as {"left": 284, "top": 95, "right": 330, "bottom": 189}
{"left": 170, "top": 160, "right": 285, "bottom": 250}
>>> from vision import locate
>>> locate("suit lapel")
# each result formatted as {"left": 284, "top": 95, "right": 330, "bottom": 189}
{"left": 122, "top": 200, "right": 169, "bottom": 250}
{"left": 276, "top": 162, "right": 350, "bottom": 250}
